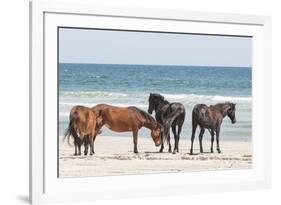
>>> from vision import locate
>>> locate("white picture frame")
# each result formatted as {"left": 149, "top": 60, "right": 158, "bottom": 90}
{"left": 30, "top": 1, "right": 272, "bottom": 204}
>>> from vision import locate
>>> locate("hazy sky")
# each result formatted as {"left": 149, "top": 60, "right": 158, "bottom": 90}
{"left": 59, "top": 28, "right": 252, "bottom": 67}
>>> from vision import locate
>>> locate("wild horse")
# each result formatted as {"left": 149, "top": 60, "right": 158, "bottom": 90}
{"left": 190, "top": 102, "right": 237, "bottom": 155}
{"left": 92, "top": 104, "right": 163, "bottom": 153}
{"left": 64, "top": 105, "right": 103, "bottom": 156}
{"left": 148, "top": 93, "right": 185, "bottom": 154}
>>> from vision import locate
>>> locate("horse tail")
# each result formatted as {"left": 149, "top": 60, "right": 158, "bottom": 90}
{"left": 163, "top": 106, "right": 185, "bottom": 144}
{"left": 192, "top": 106, "right": 198, "bottom": 121}
{"left": 63, "top": 112, "right": 80, "bottom": 146}
{"left": 191, "top": 107, "right": 199, "bottom": 130}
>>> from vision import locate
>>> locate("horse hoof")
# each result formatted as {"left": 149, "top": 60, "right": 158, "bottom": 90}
{"left": 168, "top": 149, "right": 172, "bottom": 153}
{"left": 217, "top": 150, "right": 221, "bottom": 154}
{"left": 190, "top": 150, "right": 193, "bottom": 155}
{"left": 172, "top": 150, "right": 176, "bottom": 154}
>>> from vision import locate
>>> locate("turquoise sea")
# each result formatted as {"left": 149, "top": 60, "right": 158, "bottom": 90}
{"left": 59, "top": 63, "right": 252, "bottom": 141}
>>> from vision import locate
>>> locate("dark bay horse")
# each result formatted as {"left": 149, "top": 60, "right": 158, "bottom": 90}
{"left": 64, "top": 105, "right": 102, "bottom": 156}
{"left": 190, "top": 102, "right": 237, "bottom": 155}
{"left": 148, "top": 93, "right": 185, "bottom": 154}
{"left": 92, "top": 104, "right": 162, "bottom": 153}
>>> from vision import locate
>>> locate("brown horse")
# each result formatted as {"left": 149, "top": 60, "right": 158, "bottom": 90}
{"left": 190, "top": 102, "right": 237, "bottom": 155}
{"left": 64, "top": 105, "right": 102, "bottom": 156}
{"left": 92, "top": 104, "right": 163, "bottom": 153}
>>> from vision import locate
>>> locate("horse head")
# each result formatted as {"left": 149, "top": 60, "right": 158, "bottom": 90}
{"left": 148, "top": 93, "right": 164, "bottom": 114}
{"left": 226, "top": 102, "right": 237, "bottom": 124}
{"left": 151, "top": 123, "right": 163, "bottom": 147}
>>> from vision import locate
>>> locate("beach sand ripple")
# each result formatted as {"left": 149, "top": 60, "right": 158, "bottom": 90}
{"left": 59, "top": 136, "right": 252, "bottom": 178}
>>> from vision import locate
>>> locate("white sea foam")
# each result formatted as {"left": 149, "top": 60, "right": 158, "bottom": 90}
{"left": 59, "top": 102, "right": 96, "bottom": 107}
{"left": 60, "top": 91, "right": 251, "bottom": 102}
{"left": 59, "top": 103, "right": 147, "bottom": 117}
{"left": 163, "top": 93, "right": 252, "bottom": 103}
{"left": 59, "top": 92, "right": 251, "bottom": 116}
{"left": 212, "top": 95, "right": 252, "bottom": 102}
{"left": 59, "top": 102, "right": 146, "bottom": 108}
{"left": 59, "top": 112, "right": 70, "bottom": 117}
{"left": 60, "top": 91, "right": 128, "bottom": 98}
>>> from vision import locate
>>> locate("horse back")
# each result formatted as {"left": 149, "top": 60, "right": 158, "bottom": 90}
{"left": 168, "top": 102, "right": 185, "bottom": 114}
{"left": 192, "top": 104, "right": 223, "bottom": 128}
{"left": 93, "top": 104, "right": 137, "bottom": 132}
{"left": 192, "top": 104, "right": 209, "bottom": 121}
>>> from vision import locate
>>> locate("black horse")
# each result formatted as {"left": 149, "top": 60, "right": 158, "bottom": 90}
{"left": 148, "top": 93, "right": 185, "bottom": 154}
{"left": 190, "top": 102, "right": 237, "bottom": 155}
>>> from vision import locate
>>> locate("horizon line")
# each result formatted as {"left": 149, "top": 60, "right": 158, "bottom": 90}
{"left": 59, "top": 62, "right": 251, "bottom": 68}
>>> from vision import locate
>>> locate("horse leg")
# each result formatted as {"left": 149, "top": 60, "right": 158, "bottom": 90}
{"left": 159, "top": 121, "right": 164, "bottom": 153}
{"left": 75, "top": 137, "right": 82, "bottom": 156}
{"left": 172, "top": 125, "right": 177, "bottom": 154}
{"left": 74, "top": 140, "right": 78, "bottom": 156}
{"left": 133, "top": 130, "right": 139, "bottom": 154}
{"left": 190, "top": 122, "right": 198, "bottom": 155}
{"left": 78, "top": 141, "right": 82, "bottom": 155}
{"left": 176, "top": 118, "right": 184, "bottom": 153}
{"left": 168, "top": 133, "right": 172, "bottom": 153}
{"left": 90, "top": 133, "right": 98, "bottom": 155}
{"left": 159, "top": 143, "right": 164, "bottom": 153}
{"left": 84, "top": 137, "right": 89, "bottom": 156}
{"left": 163, "top": 120, "right": 172, "bottom": 153}
{"left": 215, "top": 127, "right": 221, "bottom": 153}
{"left": 210, "top": 130, "right": 215, "bottom": 153}
{"left": 159, "top": 131, "right": 170, "bottom": 153}
{"left": 199, "top": 128, "right": 205, "bottom": 153}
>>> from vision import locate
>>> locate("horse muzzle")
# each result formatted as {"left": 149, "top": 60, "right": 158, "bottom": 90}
{"left": 155, "top": 141, "right": 161, "bottom": 147}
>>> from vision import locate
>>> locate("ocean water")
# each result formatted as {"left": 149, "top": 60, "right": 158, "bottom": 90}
{"left": 59, "top": 63, "right": 252, "bottom": 141}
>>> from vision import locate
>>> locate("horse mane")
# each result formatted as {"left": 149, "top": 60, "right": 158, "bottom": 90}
{"left": 213, "top": 102, "right": 234, "bottom": 115}
{"left": 163, "top": 99, "right": 170, "bottom": 104}
{"left": 128, "top": 106, "right": 156, "bottom": 124}
{"left": 214, "top": 102, "right": 233, "bottom": 108}
{"left": 150, "top": 93, "right": 170, "bottom": 104}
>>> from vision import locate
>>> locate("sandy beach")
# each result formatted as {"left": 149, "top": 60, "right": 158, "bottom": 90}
{"left": 59, "top": 135, "right": 252, "bottom": 178}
